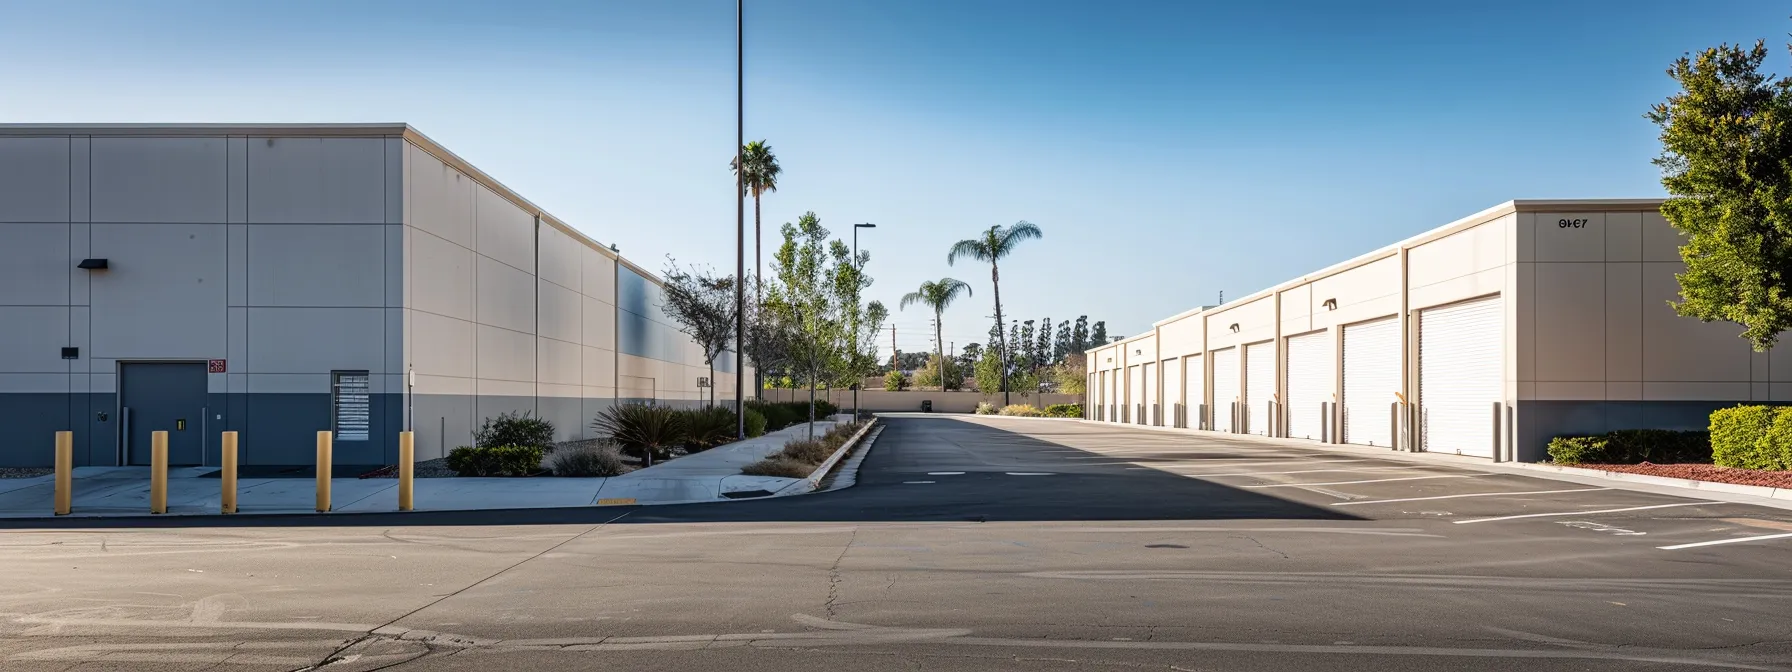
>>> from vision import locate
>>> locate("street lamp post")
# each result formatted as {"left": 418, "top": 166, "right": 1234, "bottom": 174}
{"left": 852, "top": 223, "right": 876, "bottom": 420}
{"left": 733, "top": 0, "right": 746, "bottom": 439}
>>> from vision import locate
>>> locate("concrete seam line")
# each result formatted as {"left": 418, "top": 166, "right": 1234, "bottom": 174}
{"left": 1331, "top": 488, "right": 1609, "bottom": 506}
{"left": 329, "top": 508, "right": 634, "bottom": 660}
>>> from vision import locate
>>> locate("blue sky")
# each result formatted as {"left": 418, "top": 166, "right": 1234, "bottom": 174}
{"left": 0, "top": 0, "right": 1783, "bottom": 355}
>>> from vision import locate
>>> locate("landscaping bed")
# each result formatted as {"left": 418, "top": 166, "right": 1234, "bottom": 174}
{"left": 1569, "top": 462, "right": 1792, "bottom": 489}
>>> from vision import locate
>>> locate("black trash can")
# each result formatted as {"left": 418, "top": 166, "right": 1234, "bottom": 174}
{"left": 921, "top": 399, "right": 933, "bottom": 413}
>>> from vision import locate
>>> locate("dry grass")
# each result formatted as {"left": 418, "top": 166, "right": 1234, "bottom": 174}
{"left": 741, "top": 457, "right": 813, "bottom": 478}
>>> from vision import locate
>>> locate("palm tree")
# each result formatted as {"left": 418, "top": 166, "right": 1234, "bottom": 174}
{"left": 899, "top": 278, "right": 973, "bottom": 389}
{"left": 731, "top": 141, "right": 781, "bottom": 299}
{"left": 732, "top": 141, "right": 780, "bottom": 394}
{"left": 948, "top": 221, "right": 1043, "bottom": 405}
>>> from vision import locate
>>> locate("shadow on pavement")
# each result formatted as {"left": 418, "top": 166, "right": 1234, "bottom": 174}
{"left": 0, "top": 416, "right": 1360, "bottom": 529}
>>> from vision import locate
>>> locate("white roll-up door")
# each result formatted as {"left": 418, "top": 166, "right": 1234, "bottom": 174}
{"left": 1342, "top": 316, "right": 1399, "bottom": 447}
{"left": 1127, "top": 365, "right": 1142, "bottom": 423}
{"left": 1161, "top": 358, "right": 1182, "bottom": 427}
{"left": 1143, "top": 362, "right": 1158, "bottom": 425}
{"left": 1420, "top": 296, "right": 1503, "bottom": 457}
{"left": 1211, "top": 347, "right": 1239, "bottom": 433}
{"left": 1244, "top": 341, "right": 1275, "bottom": 435}
{"left": 1285, "top": 330, "right": 1331, "bottom": 440}
{"left": 1186, "top": 354, "right": 1205, "bottom": 428}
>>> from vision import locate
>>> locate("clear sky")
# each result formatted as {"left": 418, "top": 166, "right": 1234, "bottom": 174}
{"left": 1, "top": 0, "right": 1783, "bottom": 355}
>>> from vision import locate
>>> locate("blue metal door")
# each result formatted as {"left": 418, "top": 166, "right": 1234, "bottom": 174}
{"left": 121, "top": 362, "right": 208, "bottom": 466}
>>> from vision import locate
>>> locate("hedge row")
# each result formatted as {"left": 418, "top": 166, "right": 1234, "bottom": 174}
{"left": 1709, "top": 406, "right": 1792, "bottom": 471}
{"left": 1546, "top": 430, "right": 1710, "bottom": 465}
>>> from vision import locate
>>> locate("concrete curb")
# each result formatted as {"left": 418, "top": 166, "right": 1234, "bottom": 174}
{"left": 773, "top": 418, "right": 878, "bottom": 497}
{"left": 968, "top": 415, "right": 1792, "bottom": 513}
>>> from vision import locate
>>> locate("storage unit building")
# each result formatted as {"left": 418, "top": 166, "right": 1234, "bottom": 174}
{"left": 0, "top": 124, "right": 749, "bottom": 468}
{"left": 1090, "top": 199, "right": 1776, "bottom": 462}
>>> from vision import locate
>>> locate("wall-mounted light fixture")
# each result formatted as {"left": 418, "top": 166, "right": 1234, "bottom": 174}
{"left": 1133, "top": 348, "right": 1142, "bottom": 356}
{"left": 1322, "top": 298, "right": 1338, "bottom": 310}
{"left": 1229, "top": 323, "right": 1240, "bottom": 333}
{"left": 77, "top": 258, "right": 108, "bottom": 270}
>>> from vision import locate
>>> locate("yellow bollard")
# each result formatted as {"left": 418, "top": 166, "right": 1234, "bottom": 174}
{"left": 54, "top": 431, "right": 72, "bottom": 515}
{"left": 398, "top": 431, "right": 414, "bottom": 512}
{"left": 150, "top": 431, "right": 168, "bottom": 514}
{"left": 315, "top": 431, "right": 332, "bottom": 512}
{"left": 220, "top": 431, "right": 238, "bottom": 514}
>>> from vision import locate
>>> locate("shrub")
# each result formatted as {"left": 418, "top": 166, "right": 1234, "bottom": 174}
{"left": 741, "top": 457, "right": 812, "bottom": 478}
{"left": 779, "top": 438, "right": 835, "bottom": 464}
{"left": 474, "top": 410, "right": 556, "bottom": 449}
{"left": 548, "top": 442, "right": 626, "bottom": 477}
{"left": 447, "top": 445, "right": 544, "bottom": 477}
{"left": 998, "top": 404, "right": 1045, "bottom": 417}
{"left": 975, "top": 401, "right": 998, "bottom": 415}
{"left": 747, "top": 400, "right": 797, "bottom": 431}
{"left": 884, "top": 369, "right": 909, "bottom": 391}
{"left": 592, "top": 403, "right": 686, "bottom": 463}
{"left": 1766, "top": 409, "right": 1792, "bottom": 470}
{"left": 1546, "top": 430, "right": 1711, "bottom": 465}
{"left": 1044, "top": 403, "right": 1083, "bottom": 418}
{"left": 1710, "top": 405, "right": 1781, "bottom": 470}
{"left": 822, "top": 420, "right": 864, "bottom": 446}
{"left": 744, "top": 407, "right": 768, "bottom": 437}
{"left": 677, "top": 406, "right": 738, "bottom": 451}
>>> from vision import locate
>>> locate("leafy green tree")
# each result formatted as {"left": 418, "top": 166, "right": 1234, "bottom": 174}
{"left": 1648, "top": 39, "right": 1792, "bottom": 350}
{"left": 830, "top": 238, "right": 886, "bottom": 417}
{"left": 957, "top": 342, "right": 982, "bottom": 384}
{"left": 1052, "top": 353, "right": 1087, "bottom": 395}
{"left": 1071, "top": 316, "right": 1090, "bottom": 353}
{"left": 1053, "top": 320, "right": 1072, "bottom": 360}
{"left": 899, "top": 277, "right": 973, "bottom": 389}
{"left": 949, "top": 221, "right": 1043, "bottom": 405}
{"left": 883, "top": 368, "right": 909, "bottom": 391}
{"left": 912, "top": 354, "right": 962, "bottom": 390}
{"left": 1091, "top": 321, "right": 1108, "bottom": 346}
{"left": 764, "top": 212, "right": 845, "bottom": 438}
{"left": 973, "top": 345, "right": 1006, "bottom": 399}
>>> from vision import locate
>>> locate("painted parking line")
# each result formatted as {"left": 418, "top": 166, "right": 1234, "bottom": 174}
{"left": 927, "top": 472, "right": 965, "bottom": 476}
{"left": 1330, "top": 488, "right": 1610, "bottom": 506}
{"left": 1159, "top": 459, "right": 1371, "bottom": 469}
{"left": 1658, "top": 532, "right": 1792, "bottom": 550}
{"left": 1453, "top": 501, "right": 1711, "bottom": 525}
{"left": 1188, "top": 466, "right": 1430, "bottom": 478}
{"left": 1006, "top": 472, "right": 1055, "bottom": 476}
{"left": 1242, "top": 474, "right": 1477, "bottom": 488}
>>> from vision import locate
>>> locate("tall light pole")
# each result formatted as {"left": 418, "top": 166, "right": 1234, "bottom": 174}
{"left": 852, "top": 223, "right": 876, "bottom": 419}
{"left": 733, "top": 0, "right": 746, "bottom": 439}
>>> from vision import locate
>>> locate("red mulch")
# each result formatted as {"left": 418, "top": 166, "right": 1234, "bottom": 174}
{"left": 1575, "top": 462, "right": 1792, "bottom": 489}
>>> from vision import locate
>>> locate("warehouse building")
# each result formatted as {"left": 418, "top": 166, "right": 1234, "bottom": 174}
{"left": 0, "top": 123, "right": 747, "bottom": 468}
{"left": 1087, "top": 199, "right": 1778, "bottom": 461}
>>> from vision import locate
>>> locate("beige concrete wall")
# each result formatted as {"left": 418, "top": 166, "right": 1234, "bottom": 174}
{"left": 1514, "top": 209, "right": 1764, "bottom": 403}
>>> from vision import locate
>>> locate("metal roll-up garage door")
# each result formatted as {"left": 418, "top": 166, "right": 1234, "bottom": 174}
{"left": 1343, "top": 316, "right": 1399, "bottom": 447}
{"left": 1244, "top": 341, "right": 1275, "bottom": 435}
{"left": 1420, "top": 296, "right": 1502, "bottom": 457}
{"left": 1143, "top": 362, "right": 1158, "bottom": 425}
{"left": 1127, "top": 365, "right": 1142, "bottom": 424}
{"left": 1285, "top": 330, "right": 1330, "bottom": 440}
{"left": 1211, "top": 348, "right": 1239, "bottom": 433}
{"left": 1161, "top": 358, "right": 1182, "bottom": 427}
{"left": 1186, "top": 354, "right": 1205, "bottom": 428}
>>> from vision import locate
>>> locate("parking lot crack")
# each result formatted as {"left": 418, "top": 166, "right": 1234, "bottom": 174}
{"left": 825, "top": 527, "right": 860, "bottom": 620}
{"left": 1231, "top": 535, "right": 1290, "bottom": 560}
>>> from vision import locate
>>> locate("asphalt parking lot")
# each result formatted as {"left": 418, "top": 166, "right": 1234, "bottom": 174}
{"left": 2, "top": 414, "right": 1790, "bottom": 671}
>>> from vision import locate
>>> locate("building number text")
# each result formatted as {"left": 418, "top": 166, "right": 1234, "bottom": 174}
{"left": 1558, "top": 218, "right": 1589, "bottom": 229}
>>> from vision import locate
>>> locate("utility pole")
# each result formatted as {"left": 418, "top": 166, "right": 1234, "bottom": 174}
{"left": 890, "top": 325, "right": 898, "bottom": 369}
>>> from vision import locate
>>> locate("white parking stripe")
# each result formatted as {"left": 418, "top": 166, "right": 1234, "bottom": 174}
{"left": 1658, "top": 532, "right": 1792, "bottom": 550}
{"left": 1453, "top": 502, "right": 1711, "bottom": 525}
{"left": 1330, "top": 488, "right": 1609, "bottom": 506}
{"left": 1159, "top": 459, "right": 1369, "bottom": 469}
{"left": 1242, "top": 474, "right": 1476, "bottom": 488}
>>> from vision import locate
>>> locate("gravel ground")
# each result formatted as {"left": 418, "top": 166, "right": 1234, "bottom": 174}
{"left": 0, "top": 467, "right": 53, "bottom": 479}
{"left": 1576, "top": 462, "right": 1792, "bottom": 488}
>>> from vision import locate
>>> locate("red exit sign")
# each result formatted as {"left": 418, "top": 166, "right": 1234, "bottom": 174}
{"left": 208, "top": 359, "right": 227, "bottom": 373}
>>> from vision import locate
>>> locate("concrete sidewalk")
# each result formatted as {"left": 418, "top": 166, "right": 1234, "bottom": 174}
{"left": 0, "top": 420, "right": 843, "bottom": 518}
